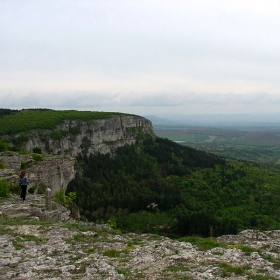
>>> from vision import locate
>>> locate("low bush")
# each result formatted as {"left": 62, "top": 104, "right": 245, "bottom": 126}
{"left": 32, "top": 147, "right": 42, "bottom": 154}
{"left": 53, "top": 190, "right": 78, "bottom": 219}
{"left": 9, "top": 184, "right": 21, "bottom": 195}
{"left": 37, "top": 182, "right": 48, "bottom": 194}
{"left": 0, "top": 179, "right": 10, "bottom": 198}
{"left": 0, "top": 161, "right": 7, "bottom": 169}
{"left": 32, "top": 154, "right": 43, "bottom": 161}
{"left": 0, "top": 140, "right": 8, "bottom": 151}
{"left": 178, "top": 236, "right": 226, "bottom": 251}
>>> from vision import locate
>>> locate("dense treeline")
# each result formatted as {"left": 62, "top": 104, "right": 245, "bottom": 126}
{"left": 68, "top": 136, "right": 280, "bottom": 237}
{"left": 0, "top": 108, "right": 131, "bottom": 136}
{"left": 0, "top": 109, "right": 19, "bottom": 117}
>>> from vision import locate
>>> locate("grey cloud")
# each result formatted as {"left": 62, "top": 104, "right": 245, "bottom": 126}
{"left": 0, "top": 92, "right": 120, "bottom": 109}
{"left": 1, "top": 91, "right": 277, "bottom": 110}
{"left": 127, "top": 92, "right": 275, "bottom": 107}
{"left": 1, "top": 1, "right": 280, "bottom": 116}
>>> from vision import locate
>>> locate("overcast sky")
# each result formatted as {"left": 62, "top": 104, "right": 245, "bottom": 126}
{"left": 1, "top": 0, "right": 280, "bottom": 117}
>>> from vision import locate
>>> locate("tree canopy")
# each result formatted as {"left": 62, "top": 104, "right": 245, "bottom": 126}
{"left": 67, "top": 136, "right": 280, "bottom": 237}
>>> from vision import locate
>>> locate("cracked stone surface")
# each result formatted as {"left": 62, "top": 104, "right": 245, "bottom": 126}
{"left": 1, "top": 195, "right": 280, "bottom": 279}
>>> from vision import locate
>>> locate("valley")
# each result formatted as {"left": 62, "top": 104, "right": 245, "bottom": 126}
{"left": 154, "top": 124, "right": 280, "bottom": 166}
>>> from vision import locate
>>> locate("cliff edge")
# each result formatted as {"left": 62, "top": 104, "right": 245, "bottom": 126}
{"left": 0, "top": 114, "right": 154, "bottom": 193}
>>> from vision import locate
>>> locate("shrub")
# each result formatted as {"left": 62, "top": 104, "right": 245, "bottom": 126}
{"left": 69, "top": 127, "right": 80, "bottom": 135}
{"left": 53, "top": 190, "right": 78, "bottom": 219}
{"left": 219, "top": 262, "right": 251, "bottom": 277}
{"left": 0, "top": 161, "right": 7, "bottom": 169}
{"left": 0, "top": 140, "right": 8, "bottom": 151}
{"left": 32, "top": 154, "right": 43, "bottom": 161}
{"left": 53, "top": 189, "right": 66, "bottom": 204}
{"left": 28, "top": 187, "right": 35, "bottom": 194}
{"left": 32, "top": 147, "right": 42, "bottom": 154}
{"left": 9, "top": 183, "right": 21, "bottom": 195}
{"left": 0, "top": 179, "right": 10, "bottom": 198}
{"left": 53, "top": 189, "right": 77, "bottom": 206}
{"left": 103, "top": 249, "right": 121, "bottom": 258}
{"left": 20, "top": 161, "right": 27, "bottom": 169}
{"left": 37, "top": 182, "right": 48, "bottom": 194}
{"left": 178, "top": 236, "right": 226, "bottom": 251}
{"left": 107, "top": 217, "right": 118, "bottom": 230}
{"left": 50, "top": 130, "right": 68, "bottom": 140}
{"left": 11, "top": 135, "right": 29, "bottom": 147}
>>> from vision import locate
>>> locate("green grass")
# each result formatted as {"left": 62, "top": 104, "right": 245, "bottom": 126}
{"left": 219, "top": 262, "right": 251, "bottom": 277}
{"left": 17, "top": 234, "right": 45, "bottom": 244}
{"left": 178, "top": 236, "right": 226, "bottom": 251}
{"left": 248, "top": 273, "right": 278, "bottom": 280}
{"left": 116, "top": 268, "right": 132, "bottom": 278}
{"left": 103, "top": 249, "right": 121, "bottom": 258}
{"left": 0, "top": 216, "right": 54, "bottom": 226}
{"left": 85, "top": 247, "right": 96, "bottom": 254}
{"left": 64, "top": 232, "right": 99, "bottom": 246}
{"left": 260, "top": 253, "right": 280, "bottom": 269}
{"left": 164, "top": 265, "right": 190, "bottom": 273}
{"left": 0, "top": 217, "right": 55, "bottom": 249}
{"left": 0, "top": 109, "right": 132, "bottom": 136}
{"left": 162, "top": 262, "right": 193, "bottom": 280}
{"left": 0, "top": 161, "right": 7, "bottom": 169}
{"left": 0, "top": 222, "right": 48, "bottom": 250}
{"left": 126, "top": 239, "right": 143, "bottom": 246}
{"left": 12, "top": 240, "right": 24, "bottom": 250}
{"left": 226, "top": 244, "right": 261, "bottom": 255}
{"left": 0, "top": 179, "right": 10, "bottom": 198}
{"left": 11, "top": 234, "right": 47, "bottom": 250}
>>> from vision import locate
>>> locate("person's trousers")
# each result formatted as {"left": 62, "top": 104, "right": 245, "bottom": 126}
{"left": 20, "top": 185, "right": 27, "bottom": 201}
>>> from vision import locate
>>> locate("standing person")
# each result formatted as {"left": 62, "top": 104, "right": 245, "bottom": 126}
{"left": 19, "top": 170, "right": 29, "bottom": 202}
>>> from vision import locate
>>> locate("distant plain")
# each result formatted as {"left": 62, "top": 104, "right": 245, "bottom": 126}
{"left": 150, "top": 115, "right": 280, "bottom": 166}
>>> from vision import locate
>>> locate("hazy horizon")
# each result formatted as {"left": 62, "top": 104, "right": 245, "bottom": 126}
{"left": 1, "top": 1, "right": 280, "bottom": 116}
{"left": 145, "top": 113, "right": 280, "bottom": 127}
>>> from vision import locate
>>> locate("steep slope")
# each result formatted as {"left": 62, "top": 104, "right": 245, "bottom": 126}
{"left": 0, "top": 109, "right": 154, "bottom": 193}
{"left": 68, "top": 136, "right": 280, "bottom": 238}
{"left": 0, "top": 109, "right": 154, "bottom": 156}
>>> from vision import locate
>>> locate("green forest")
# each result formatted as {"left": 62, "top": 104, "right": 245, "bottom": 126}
{"left": 67, "top": 136, "right": 280, "bottom": 238}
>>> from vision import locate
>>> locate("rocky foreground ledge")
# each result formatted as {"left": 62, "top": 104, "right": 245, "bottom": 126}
{"left": 1, "top": 195, "right": 280, "bottom": 279}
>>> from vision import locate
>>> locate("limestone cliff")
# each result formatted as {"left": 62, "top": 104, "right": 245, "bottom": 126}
{"left": 0, "top": 115, "right": 153, "bottom": 193}
{"left": 23, "top": 115, "right": 153, "bottom": 156}
{"left": 0, "top": 152, "right": 75, "bottom": 193}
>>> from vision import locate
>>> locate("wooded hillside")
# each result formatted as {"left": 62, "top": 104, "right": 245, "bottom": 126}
{"left": 2, "top": 108, "right": 280, "bottom": 239}
{"left": 67, "top": 136, "right": 280, "bottom": 238}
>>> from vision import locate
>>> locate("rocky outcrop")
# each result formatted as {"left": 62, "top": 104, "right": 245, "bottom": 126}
{"left": 27, "top": 156, "right": 75, "bottom": 193}
{"left": 1, "top": 195, "right": 280, "bottom": 280}
{"left": 0, "top": 152, "right": 75, "bottom": 193}
{"left": 0, "top": 115, "right": 153, "bottom": 193}
{"left": 20, "top": 115, "right": 153, "bottom": 156}
{"left": 0, "top": 194, "right": 71, "bottom": 222}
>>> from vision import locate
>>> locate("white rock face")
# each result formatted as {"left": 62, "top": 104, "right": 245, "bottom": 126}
{"left": 0, "top": 115, "right": 153, "bottom": 193}
{"left": 23, "top": 115, "right": 153, "bottom": 156}
{"left": 27, "top": 156, "right": 75, "bottom": 193}
{"left": 0, "top": 152, "right": 75, "bottom": 193}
